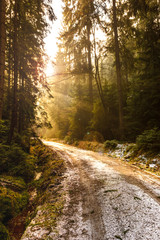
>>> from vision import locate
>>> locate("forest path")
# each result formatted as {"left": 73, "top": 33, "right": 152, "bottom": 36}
{"left": 43, "top": 140, "right": 160, "bottom": 240}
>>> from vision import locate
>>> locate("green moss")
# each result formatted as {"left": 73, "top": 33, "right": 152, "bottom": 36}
{"left": 0, "top": 175, "right": 26, "bottom": 189}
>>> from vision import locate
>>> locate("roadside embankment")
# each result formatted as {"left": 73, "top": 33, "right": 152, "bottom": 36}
{"left": 0, "top": 139, "right": 65, "bottom": 240}
{"left": 71, "top": 140, "right": 160, "bottom": 176}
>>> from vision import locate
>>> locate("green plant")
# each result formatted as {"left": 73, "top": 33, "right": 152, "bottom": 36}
{"left": 0, "top": 144, "right": 36, "bottom": 182}
{"left": 0, "top": 120, "right": 9, "bottom": 144}
{"left": 64, "top": 135, "right": 74, "bottom": 144}
{"left": 136, "top": 128, "right": 160, "bottom": 152}
{"left": 0, "top": 187, "right": 29, "bottom": 224}
{"left": 104, "top": 140, "right": 118, "bottom": 150}
{"left": 7, "top": 145, "right": 27, "bottom": 165}
{"left": 10, "top": 156, "right": 35, "bottom": 183}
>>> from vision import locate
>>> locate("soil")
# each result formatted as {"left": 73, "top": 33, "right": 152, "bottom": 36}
{"left": 23, "top": 140, "right": 160, "bottom": 240}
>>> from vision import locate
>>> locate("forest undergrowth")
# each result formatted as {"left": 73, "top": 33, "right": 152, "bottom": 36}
{"left": 0, "top": 121, "right": 64, "bottom": 240}
{"left": 65, "top": 128, "right": 160, "bottom": 176}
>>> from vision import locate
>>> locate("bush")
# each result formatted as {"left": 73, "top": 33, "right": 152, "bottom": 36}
{"left": 10, "top": 160, "right": 35, "bottom": 183}
{"left": 13, "top": 132, "right": 31, "bottom": 153}
{"left": 0, "top": 120, "right": 9, "bottom": 144}
{"left": 104, "top": 140, "right": 118, "bottom": 150}
{"left": 136, "top": 128, "right": 160, "bottom": 152}
{"left": 0, "top": 145, "right": 36, "bottom": 183}
{"left": 30, "top": 144, "right": 50, "bottom": 165}
{"left": 0, "top": 222, "right": 9, "bottom": 240}
{"left": 64, "top": 135, "right": 75, "bottom": 145}
{"left": 0, "top": 145, "right": 10, "bottom": 172}
{"left": 7, "top": 145, "right": 27, "bottom": 165}
{"left": 0, "top": 187, "right": 29, "bottom": 224}
{"left": 0, "top": 194, "right": 13, "bottom": 223}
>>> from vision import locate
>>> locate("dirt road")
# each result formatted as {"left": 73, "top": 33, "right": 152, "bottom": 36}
{"left": 43, "top": 140, "right": 160, "bottom": 240}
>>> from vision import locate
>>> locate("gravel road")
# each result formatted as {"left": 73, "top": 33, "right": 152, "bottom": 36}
{"left": 42, "top": 141, "right": 160, "bottom": 240}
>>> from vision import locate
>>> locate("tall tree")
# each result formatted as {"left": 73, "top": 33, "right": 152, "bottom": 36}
{"left": 8, "top": 0, "right": 18, "bottom": 143}
{"left": 112, "top": 0, "right": 124, "bottom": 138}
{"left": 61, "top": 0, "right": 95, "bottom": 104}
{"left": 0, "top": 0, "right": 6, "bottom": 119}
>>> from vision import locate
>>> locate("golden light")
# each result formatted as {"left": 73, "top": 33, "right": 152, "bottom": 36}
{"left": 44, "top": 0, "right": 63, "bottom": 64}
{"left": 45, "top": 61, "right": 55, "bottom": 77}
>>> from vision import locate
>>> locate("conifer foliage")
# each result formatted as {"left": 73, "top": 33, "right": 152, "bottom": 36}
{"left": 0, "top": 0, "right": 55, "bottom": 144}
{"left": 47, "top": 0, "right": 160, "bottom": 141}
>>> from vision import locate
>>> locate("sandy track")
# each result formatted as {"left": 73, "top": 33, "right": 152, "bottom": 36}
{"left": 43, "top": 141, "right": 160, "bottom": 240}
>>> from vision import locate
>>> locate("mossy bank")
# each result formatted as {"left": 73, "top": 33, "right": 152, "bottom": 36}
{"left": 0, "top": 139, "right": 65, "bottom": 240}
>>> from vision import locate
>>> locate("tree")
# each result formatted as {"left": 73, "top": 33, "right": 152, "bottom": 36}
{"left": 61, "top": 0, "right": 95, "bottom": 104}
{"left": 8, "top": 0, "right": 18, "bottom": 143}
{"left": 0, "top": 0, "right": 6, "bottom": 119}
{"left": 3, "top": 0, "right": 56, "bottom": 143}
{"left": 112, "top": 0, "right": 124, "bottom": 138}
{"left": 125, "top": 0, "right": 160, "bottom": 139}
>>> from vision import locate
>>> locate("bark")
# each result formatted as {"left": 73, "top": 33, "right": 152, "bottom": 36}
{"left": 7, "top": 6, "right": 12, "bottom": 115}
{"left": 8, "top": 0, "right": 18, "bottom": 143}
{"left": 18, "top": 73, "right": 24, "bottom": 134}
{"left": 0, "top": 0, "right": 6, "bottom": 119}
{"left": 113, "top": 0, "right": 124, "bottom": 138}
{"left": 87, "top": 21, "right": 93, "bottom": 105}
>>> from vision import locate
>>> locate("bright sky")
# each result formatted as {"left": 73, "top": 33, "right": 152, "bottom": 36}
{"left": 44, "top": 0, "right": 106, "bottom": 77}
{"left": 44, "top": 0, "right": 63, "bottom": 76}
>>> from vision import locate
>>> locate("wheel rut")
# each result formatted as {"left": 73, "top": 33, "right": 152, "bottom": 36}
{"left": 42, "top": 141, "right": 160, "bottom": 240}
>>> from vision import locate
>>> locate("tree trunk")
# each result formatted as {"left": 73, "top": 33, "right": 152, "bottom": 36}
{"left": 8, "top": 0, "right": 18, "bottom": 143}
{"left": 87, "top": 21, "right": 93, "bottom": 105}
{"left": 7, "top": 5, "right": 12, "bottom": 117}
{"left": 0, "top": 0, "right": 6, "bottom": 119}
{"left": 18, "top": 73, "right": 25, "bottom": 134}
{"left": 113, "top": 0, "right": 124, "bottom": 138}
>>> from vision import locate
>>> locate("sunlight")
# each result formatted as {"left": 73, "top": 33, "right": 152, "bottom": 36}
{"left": 44, "top": 0, "right": 63, "bottom": 60}
{"left": 45, "top": 61, "right": 55, "bottom": 77}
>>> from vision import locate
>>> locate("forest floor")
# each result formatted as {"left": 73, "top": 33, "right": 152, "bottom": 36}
{"left": 22, "top": 140, "right": 160, "bottom": 240}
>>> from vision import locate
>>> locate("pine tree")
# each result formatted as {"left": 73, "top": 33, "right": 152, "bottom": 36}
{"left": 0, "top": 0, "right": 6, "bottom": 119}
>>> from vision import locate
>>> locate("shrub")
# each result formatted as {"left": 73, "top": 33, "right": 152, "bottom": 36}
{"left": 13, "top": 132, "right": 31, "bottom": 153}
{"left": 0, "top": 145, "right": 10, "bottom": 172}
{"left": 0, "top": 120, "right": 9, "bottom": 144}
{"left": 10, "top": 156, "right": 35, "bottom": 183}
{"left": 31, "top": 144, "right": 50, "bottom": 165}
{"left": 7, "top": 145, "right": 27, "bottom": 165}
{"left": 0, "top": 144, "right": 36, "bottom": 182}
{"left": 104, "top": 140, "right": 118, "bottom": 150}
{"left": 0, "top": 144, "right": 27, "bottom": 173}
{"left": 136, "top": 128, "right": 160, "bottom": 152}
{"left": 0, "top": 187, "right": 29, "bottom": 224}
{"left": 0, "top": 193, "right": 13, "bottom": 223}
{"left": 64, "top": 135, "right": 74, "bottom": 145}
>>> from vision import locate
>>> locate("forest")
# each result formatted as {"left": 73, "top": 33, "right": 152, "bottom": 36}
{"left": 0, "top": 0, "right": 56, "bottom": 238}
{"left": 0, "top": 0, "right": 160, "bottom": 238}
{"left": 41, "top": 0, "right": 160, "bottom": 144}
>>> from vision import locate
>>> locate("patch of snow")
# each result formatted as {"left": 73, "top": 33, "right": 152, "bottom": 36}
{"left": 149, "top": 164, "right": 157, "bottom": 168}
